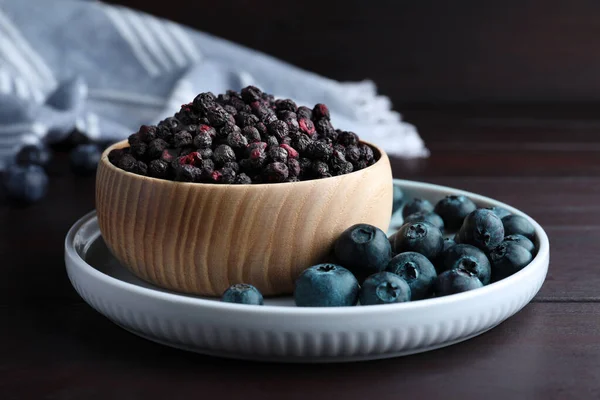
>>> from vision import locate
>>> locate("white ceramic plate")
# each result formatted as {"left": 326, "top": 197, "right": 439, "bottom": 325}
{"left": 65, "top": 179, "right": 549, "bottom": 363}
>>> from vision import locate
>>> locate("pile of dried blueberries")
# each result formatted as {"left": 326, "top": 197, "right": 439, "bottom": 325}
{"left": 108, "top": 86, "right": 377, "bottom": 184}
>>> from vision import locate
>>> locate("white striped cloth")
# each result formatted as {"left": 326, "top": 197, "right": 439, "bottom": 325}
{"left": 0, "top": 0, "right": 428, "bottom": 170}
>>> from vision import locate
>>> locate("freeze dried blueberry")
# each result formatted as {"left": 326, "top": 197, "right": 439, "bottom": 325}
{"left": 275, "top": 99, "right": 297, "bottom": 112}
{"left": 175, "top": 164, "right": 201, "bottom": 182}
{"left": 287, "top": 158, "right": 301, "bottom": 177}
{"left": 354, "top": 160, "right": 369, "bottom": 170}
{"left": 297, "top": 106, "right": 313, "bottom": 120}
{"left": 227, "top": 130, "right": 248, "bottom": 150}
{"left": 235, "top": 112, "right": 259, "bottom": 128}
{"left": 230, "top": 97, "right": 247, "bottom": 111}
{"left": 219, "top": 167, "right": 237, "bottom": 184}
{"left": 178, "top": 146, "right": 196, "bottom": 157}
{"left": 268, "top": 146, "right": 288, "bottom": 163}
{"left": 278, "top": 111, "right": 300, "bottom": 134}
{"left": 345, "top": 145, "right": 361, "bottom": 163}
{"left": 217, "top": 93, "right": 230, "bottom": 104}
{"left": 267, "top": 120, "right": 289, "bottom": 140}
{"left": 193, "top": 132, "right": 212, "bottom": 149}
{"left": 315, "top": 119, "right": 335, "bottom": 138}
{"left": 292, "top": 134, "right": 312, "bottom": 154}
{"left": 198, "top": 148, "right": 213, "bottom": 160}
{"left": 129, "top": 140, "right": 147, "bottom": 159}
{"left": 298, "top": 118, "right": 316, "bottom": 135}
{"left": 332, "top": 161, "right": 353, "bottom": 176}
{"left": 256, "top": 122, "right": 267, "bottom": 136}
{"left": 136, "top": 161, "right": 148, "bottom": 176}
{"left": 241, "top": 85, "right": 263, "bottom": 103}
{"left": 359, "top": 144, "right": 374, "bottom": 162}
{"left": 306, "top": 141, "right": 332, "bottom": 161}
{"left": 339, "top": 131, "right": 359, "bottom": 146}
{"left": 156, "top": 125, "right": 172, "bottom": 141}
{"left": 199, "top": 159, "right": 215, "bottom": 180}
{"left": 223, "top": 104, "right": 238, "bottom": 116}
{"left": 138, "top": 125, "right": 157, "bottom": 142}
{"left": 108, "top": 149, "right": 123, "bottom": 165}
{"left": 266, "top": 135, "right": 279, "bottom": 147}
{"left": 128, "top": 133, "right": 142, "bottom": 147}
{"left": 173, "top": 130, "right": 192, "bottom": 148}
{"left": 218, "top": 122, "right": 241, "bottom": 141}
{"left": 248, "top": 147, "right": 267, "bottom": 168}
{"left": 213, "top": 144, "right": 236, "bottom": 166}
{"left": 234, "top": 173, "right": 252, "bottom": 184}
{"left": 286, "top": 176, "right": 300, "bottom": 183}
{"left": 206, "top": 106, "right": 230, "bottom": 127}
{"left": 146, "top": 139, "right": 168, "bottom": 160}
{"left": 223, "top": 161, "right": 240, "bottom": 173}
{"left": 264, "top": 162, "right": 289, "bottom": 183}
{"left": 313, "top": 103, "right": 330, "bottom": 120}
{"left": 160, "top": 117, "right": 181, "bottom": 132}
{"left": 242, "top": 126, "right": 261, "bottom": 143}
{"left": 149, "top": 159, "right": 170, "bottom": 179}
{"left": 330, "top": 148, "right": 347, "bottom": 169}
{"left": 298, "top": 157, "right": 312, "bottom": 175}
{"left": 193, "top": 92, "right": 216, "bottom": 112}
{"left": 311, "top": 160, "right": 329, "bottom": 177}
{"left": 118, "top": 154, "right": 138, "bottom": 173}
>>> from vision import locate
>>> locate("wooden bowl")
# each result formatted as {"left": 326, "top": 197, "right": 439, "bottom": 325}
{"left": 96, "top": 140, "right": 393, "bottom": 296}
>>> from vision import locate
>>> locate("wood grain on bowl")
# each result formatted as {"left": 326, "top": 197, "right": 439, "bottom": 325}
{"left": 96, "top": 140, "right": 393, "bottom": 296}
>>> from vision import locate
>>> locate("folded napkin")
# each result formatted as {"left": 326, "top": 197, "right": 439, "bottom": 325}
{"left": 0, "top": 0, "right": 428, "bottom": 170}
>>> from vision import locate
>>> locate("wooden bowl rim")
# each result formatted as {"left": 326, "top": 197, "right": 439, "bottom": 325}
{"left": 99, "top": 139, "right": 390, "bottom": 190}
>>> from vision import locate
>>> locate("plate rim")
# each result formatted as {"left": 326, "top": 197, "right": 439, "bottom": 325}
{"left": 65, "top": 178, "right": 549, "bottom": 316}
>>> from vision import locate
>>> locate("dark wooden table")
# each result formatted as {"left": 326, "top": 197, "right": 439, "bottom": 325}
{"left": 2, "top": 105, "right": 600, "bottom": 399}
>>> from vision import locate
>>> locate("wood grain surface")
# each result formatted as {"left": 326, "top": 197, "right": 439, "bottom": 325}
{"left": 96, "top": 141, "right": 392, "bottom": 296}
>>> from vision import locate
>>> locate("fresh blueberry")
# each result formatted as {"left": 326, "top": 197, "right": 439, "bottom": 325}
{"left": 442, "top": 238, "right": 456, "bottom": 252}
{"left": 456, "top": 209, "right": 504, "bottom": 251}
{"left": 402, "top": 198, "right": 434, "bottom": 219}
{"left": 221, "top": 283, "right": 264, "bottom": 305}
{"left": 392, "top": 185, "right": 404, "bottom": 214}
{"left": 440, "top": 243, "right": 491, "bottom": 285}
{"left": 434, "top": 195, "right": 477, "bottom": 231}
{"left": 2, "top": 164, "right": 48, "bottom": 204}
{"left": 404, "top": 211, "right": 445, "bottom": 231}
{"left": 389, "top": 221, "right": 444, "bottom": 262}
{"left": 15, "top": 145, "right": 52, "bottom": 168}
{"left": 70, "top": 144, "right": 102, "bottom": 175}
{"left": 501, "top": 215, "right": 535, "bottom": 240}
{"left": 333, "top": 224, "right": 392, "bottom": 282}
{"left": 386, "top": 252, "right": 437, "bottom": 300}
{"left": 489, "top": 242, "right": 533, "bottom": 282}
{"left": 294, "top": 264, "right": 359, "bottom": 307}
{"left": 486, "top": 206, "right": 511, "bottom": 220}
{"left": 435, "top": 269, "right": 483, "bottom": 296}
{"left": 359, "top": 272, "right": 411, "bottom": 305}
{"left": 503, "top": 234, "right": 536, "bottom": 255}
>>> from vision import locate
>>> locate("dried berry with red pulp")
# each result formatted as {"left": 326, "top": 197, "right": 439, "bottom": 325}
{"left": 160, "top": 148, "right": 178, "bottom": 163}
{"left": 179, "top": 151, "right": 202, "bottom": 167}
{"left": 298, "top": 118, "right": 316, "bottom": 136}
{"left": 313, "top": 103, "right": 330, "bottom": 120}
{"left": 280, "top": 144, "right": 299, "bottom": 159}
{"left": 264, "top": 162, "right": 289, "bottom": 183}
